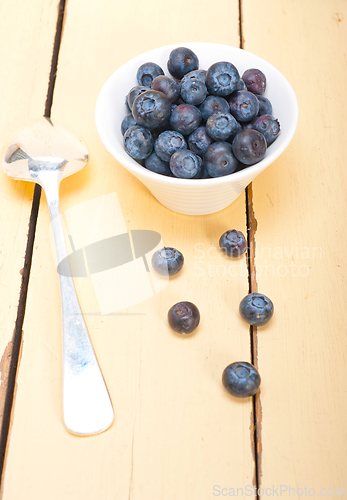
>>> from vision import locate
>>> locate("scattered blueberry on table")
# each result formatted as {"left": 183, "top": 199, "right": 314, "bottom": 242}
{"left": 168, "top": 301, "right": 200, "bottom": 334}
{"left": 151, "top": 247, "right": 184, "bottom": 276}
{"left": 222, "top": 361, "right": 261, "bottom": 397}
{"left": 239, "top": 292, "right": 274, "bottom": 326}
{"left": 219, "top": 229, "right": 247, "bottom": 257}
{"left": 122, "top": 47, "right": 280, "bottom": 177}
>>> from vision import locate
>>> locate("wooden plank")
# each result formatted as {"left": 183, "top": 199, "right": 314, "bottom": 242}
{"left": 242, "top": 0, "right": 347, "bottom": 490}
{"left": 1, "top": 1, "right": 261, "bottom": 499}
{"left": 0, "top": 0, "right": 62, "bottom": 441}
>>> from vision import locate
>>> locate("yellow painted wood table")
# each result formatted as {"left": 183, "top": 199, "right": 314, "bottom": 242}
{"left": 0, "top": 0, "right": 346, "bottom": 498}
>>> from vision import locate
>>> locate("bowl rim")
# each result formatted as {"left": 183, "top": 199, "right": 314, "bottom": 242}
{"left": 95, "top": 42, "right": 299, "bottom": 187}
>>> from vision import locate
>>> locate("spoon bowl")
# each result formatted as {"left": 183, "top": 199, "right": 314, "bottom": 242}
{"left": 2, "top": 118, "right": 88, "bottom": 183}
{"left": 2, "top": 118, "right": 114, "bottom": 436}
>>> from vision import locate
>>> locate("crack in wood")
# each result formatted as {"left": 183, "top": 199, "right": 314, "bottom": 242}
{"left": 44, "top": 0, "right": 67, "bottom": 118}
{"left": 238, "top": 2, "right": 262, "bottom": 492}
{"left": 0, "top": 183, "right": 41, "bottom": 487}
{"left": 246, "top": 184, "right": 262, "bottom": 494}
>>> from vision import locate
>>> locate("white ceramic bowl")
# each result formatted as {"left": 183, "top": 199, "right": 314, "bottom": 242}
{"left": 95, "top": 42, "right": 299, "bottom": 215}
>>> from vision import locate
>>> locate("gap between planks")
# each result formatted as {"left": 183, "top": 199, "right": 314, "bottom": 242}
{"left": 239, "top": 0, "right": 263, "bottom": 492}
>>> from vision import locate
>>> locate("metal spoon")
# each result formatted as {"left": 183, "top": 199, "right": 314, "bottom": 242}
{"left": 2, "top": 117, "right": 114, "bottom": 435}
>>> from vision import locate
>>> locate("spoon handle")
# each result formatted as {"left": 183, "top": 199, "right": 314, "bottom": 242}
{"left": 44, "top": 177, "right": 114, "bottom": 435}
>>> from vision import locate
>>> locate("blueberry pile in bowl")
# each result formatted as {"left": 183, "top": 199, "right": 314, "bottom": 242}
{"left": 95, "top": 42, "right": 299, "bottom": 215}
{"left": 122, "top": 47, "right": 281, "bottom": 179}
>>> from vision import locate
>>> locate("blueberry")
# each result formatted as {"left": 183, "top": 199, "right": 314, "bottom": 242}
{"left": 144, "top": 152, "right": 172, "bottom": 176}
{"left": 123, "top": 53, "right": 276, "bottom": 172}
{"left": 155, "top": 130, "right": 187, "bottom": 162}
{"left": 132, "top": 90, "right": 171, "bottom": 130}
{"left": 137, "top": 62, "right": 164, "bottom": 87}
{"left": 231, "top": 129, "right": 267, "bottom": 165}
{"left": 167, "top": 47, "right": 199, "bottom": 80}
{"left": 222, "top": 361, "right": 261, "bottom": 397}
{"left": 198, "top": 166, "right": 212, "bottom": 179}
{"left": 239, "top": 292, "right": 274, "bottom": 326}
{"left": 123, "top": 125, "right": 153, "bottom": 160}
{"left": 257, "top": 96, "right": 272, "bottom": 116}
{"left": 180, "top": 69, "right": 207, "bottom": 85}
{"left": 206, "top": 112, "right": 241, "bottom": 141}
{"left": 242, "top": 118, "right": 257, "bottom": 130}
{"left": 205, "top": 61, "right": 240, "bottom": 96}
{"left": 170, "top": 104, "right": 202, "bottom": 136}
{"left": 203, "top": 142, "right": 239, "bottom": 177}
{"left": 199, "top": 95, "right": 230, "bottom": 122}
{"left": 125, "top": 97, "right": 131, "bottom": 114}
{"left": 168, "top": 301, "right": 200, "bottom": 334}
{"left": 187, "top": 126, "right": 213, "bottom": 156}
{"left": 242, "top": 68, "right": 266, "bottom": 95}
{"left": 127, "top": 85, "right": 151, "bottom": 110}
{"left": 121, "top": 114, "right": 137, "bottom": 135}
{"left": 219, "top": 230, "right": 247, "bottom": 257}
{"left": 151, "top": 75, "right": 180, "bottom": 103}
{"left": 229, "top": 90, "right": 259, "bottom": 123}
{"left": 170, "top": 149, "right": 202, "bottom": 179}
{"left": 252, "top": 114, "right": 280, "bottom": 146}
{"left": 180, "top": 78, "right": 207, "bottom": 106}
{"left": 151, "top": 247, "right": 184, "bottom": 276}
{"left": 188, "top": 164, "right": 211, "bottom": 179}
{"left": 175, "top": 96, "right": 185, "bottom": 105}
{"left": 234, "top": 79, "right": 246, "bottom": 91}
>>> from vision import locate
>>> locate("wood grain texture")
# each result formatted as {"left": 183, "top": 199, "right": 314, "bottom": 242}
{"left": 0, "top": 0, "right": 61, "bottom": 444}
{"left": 1, "top": 1, "right": 260, "bottom": 499}
{"left": 242, "top": 0, "right": 347, "bottom": 490}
